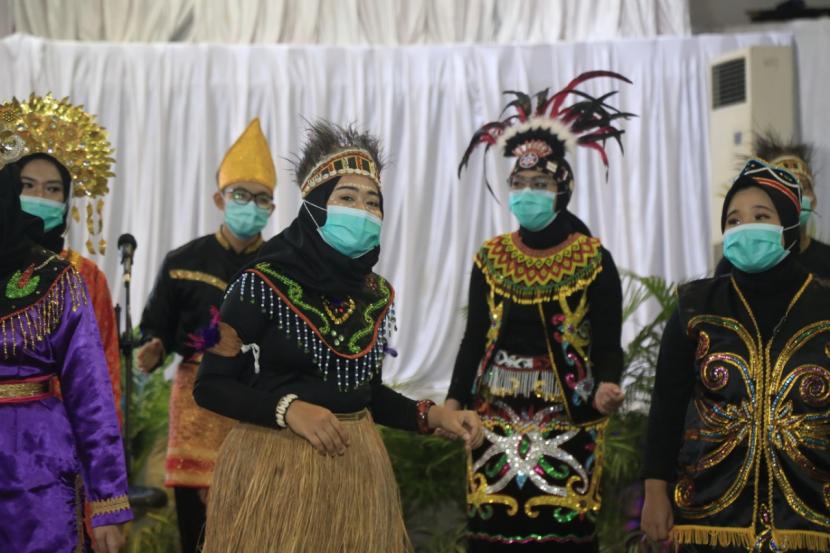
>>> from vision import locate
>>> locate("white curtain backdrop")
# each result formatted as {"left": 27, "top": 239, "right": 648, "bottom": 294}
{"left": 7, "top": 0, "right": 690, "bottom": 43}
{"left": 4, "top": 25, "right": 823, "bottom": 399}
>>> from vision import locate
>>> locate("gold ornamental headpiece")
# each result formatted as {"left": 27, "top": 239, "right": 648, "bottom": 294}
{"left": 218, "top": 118, "right": 277, "bottom": 191}
{"left": 300, "top": 148, "right": 380, "bottom": 197}
{"left": 771, "top": 155, "right": 812, "bottom": 188}
{"left": 0, "top": 93, "right": 115, "bottom": 254}
{"left": 0, "top": 103, "right": 26, "bottom": 169}
{"left": 0, "top": 94, "right": 114, "bottom": 197}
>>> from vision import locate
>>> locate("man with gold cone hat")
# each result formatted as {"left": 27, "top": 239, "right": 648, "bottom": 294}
{"left": 136, "top": 118, "right": 277, "bottom": 553}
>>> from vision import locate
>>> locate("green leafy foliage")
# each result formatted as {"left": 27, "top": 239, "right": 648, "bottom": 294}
{"left": 596, "top": 273, "right": 677, "bottom": 553}
{"left": 124, "top": 351, "right": 180, "bottom": 553}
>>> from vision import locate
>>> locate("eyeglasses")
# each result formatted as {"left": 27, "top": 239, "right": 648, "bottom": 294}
{"left": 226, "top": 188, "right": 273, "bottom": 209}
{"left": 507, "top": 176, "right": 556, "bottom": 189}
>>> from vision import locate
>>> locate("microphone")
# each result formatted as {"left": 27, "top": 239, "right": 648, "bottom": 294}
{"left": 117, "top": 233, "right": 137, "bottom": 283}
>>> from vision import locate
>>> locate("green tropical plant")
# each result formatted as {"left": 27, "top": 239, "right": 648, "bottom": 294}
{"left": 124, "top": 351, "right": 180, "bottom": 553}
{"left": 596, "top": 272, "right": 677, "bottom": 553}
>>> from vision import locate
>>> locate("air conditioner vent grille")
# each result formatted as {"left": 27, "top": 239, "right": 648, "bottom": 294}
{"left": 712, "top": 58, "right": 746, "bottom": 108}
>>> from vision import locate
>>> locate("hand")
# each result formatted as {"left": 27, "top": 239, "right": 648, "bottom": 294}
{"left": 641, "top": 479, "right": 674, "bottom": 543}
{"left": 197, "top": 487, "right": 209, "bottom": 505}
{"left": 443, "top": 398, "right": 462, "bottom": 411}
{"left": 429, "top": 405, "right": 485, "bottom": 449}
{"left": 284, "top": 400, "right": 350, "bottom": 456}
{"left": 136, "top": 338, "right": 164, "bottom": 374}
{"left": 92, "top": 525, "right": 125, "bottom": 553}
{"left": 593, "top": 382, "right": 625, "bottom": 414}
{"left": 434, "top": 399, "right": 464, "bottom": 439}
{"left": 207, "top": 322, "right": 242, "bottom": 357}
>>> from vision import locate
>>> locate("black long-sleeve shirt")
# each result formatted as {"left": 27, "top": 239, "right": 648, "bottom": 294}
{"left": 139, "top": 230, "right": 262, "bottom": 359}
{"left": 193, "top": 272, "right": 419, "bottom": 431}
{"left": 643, "top": 256, "right": 807, "bottom": 481}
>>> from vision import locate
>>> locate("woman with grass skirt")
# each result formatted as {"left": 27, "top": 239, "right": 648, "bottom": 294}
{"left": 194, "top": 121, "right": 484, "bottom": 553}
{"left": 642, "top": 159, "right": 830, "bottom": 553}
{"left": 445, "top": 71, "right": 633, "bottom": 552}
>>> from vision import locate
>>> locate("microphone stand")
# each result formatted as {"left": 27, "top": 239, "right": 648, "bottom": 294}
{"left": 116, "top": 257, "right": 167, "bottom": 511}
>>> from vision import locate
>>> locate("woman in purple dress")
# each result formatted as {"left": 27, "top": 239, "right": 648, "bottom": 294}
{"left": 0, "top": 158, "right": 132, "bottom": 549}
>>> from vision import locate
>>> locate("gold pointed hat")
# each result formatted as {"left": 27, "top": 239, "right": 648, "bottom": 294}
{"left": 218, "top": 118, "right": 277, "bottom": 191}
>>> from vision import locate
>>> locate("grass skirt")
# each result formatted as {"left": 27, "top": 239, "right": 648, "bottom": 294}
{"left": 202, "top": 411, "right": 412, "bottom": 553}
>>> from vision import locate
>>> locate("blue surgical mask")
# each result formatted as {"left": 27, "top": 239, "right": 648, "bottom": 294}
{"left": 20, "top": 196, "right": 67, "bottom": 232}
{"left": 723, "top": 223, "right": 792, "bottom": 273}
{"left": 508, "top": 189, "right": 557, "bottom": 231}
{"left": 224, "top": 201, "right": 270, "bottom": 239}
{"left": 800, "top": 195, "right": 813, "bottom": 227}
{"left": 316, "top": 205, "right": 382, "bottom": 258}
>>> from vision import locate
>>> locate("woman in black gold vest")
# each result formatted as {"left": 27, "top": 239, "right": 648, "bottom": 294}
{"left": 445, "top": 71, "right": 634, "bottom": 552}
{"left": 642, "top": 159, "right": 830, "bottom": 553}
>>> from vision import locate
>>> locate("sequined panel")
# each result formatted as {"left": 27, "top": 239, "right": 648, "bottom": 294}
{"left": 467, "top": 398, "right": 605, "bottom": 544}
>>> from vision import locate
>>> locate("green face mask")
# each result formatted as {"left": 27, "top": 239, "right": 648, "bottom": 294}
{"left": 317, "top": 205, "right": 382, "bottom": 258}
{"left": 800, "top": 195, "right": 813, "bottom": 227}
{"left": 224, "top": 201, "right": 271, "bottom": 239}
{"left": 20, "top": 196, "right": 67, "bottom": 232}
{"left": 723, "top": 223, "right": 792, "bottom": 273}
{"left": 508, "top": 189, "right": 558, "bottom": 231}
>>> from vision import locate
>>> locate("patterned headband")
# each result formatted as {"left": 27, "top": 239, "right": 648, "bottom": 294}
{"left": 300, "top": 148, "right": 380, "bottom": 197}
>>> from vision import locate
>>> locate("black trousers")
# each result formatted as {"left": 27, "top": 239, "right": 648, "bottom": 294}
{"left": 174, "top": 487, "right": 206, "bottom": 553}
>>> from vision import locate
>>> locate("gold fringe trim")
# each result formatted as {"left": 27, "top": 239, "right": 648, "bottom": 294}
{"left": 90, "top": 494, "right": 131, "bottom": 517}
{"left": 774, "top": 529, "right": 830, "bottom": 552}
{"left": 1, "top": 265, "right": 85, "bottom": 358}
{"left": 669, "top": 524, "right": 753, "bottom": 548}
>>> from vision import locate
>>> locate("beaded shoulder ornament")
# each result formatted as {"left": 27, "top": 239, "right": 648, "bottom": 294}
{"left": 227, "top": 261, "right": 397, "bottom": 391}
{"left": 475, "top": 232, "right": 603, "bottom": 305}
{"left": 1, "top": 248, "right": 85, "bottom": 359}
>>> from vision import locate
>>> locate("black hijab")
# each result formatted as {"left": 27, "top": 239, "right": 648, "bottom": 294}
{"left": 254, "top": 178, "right": 382, "bottom": 297}
{"left": 0, "top": 164, "right": 44, "bottom": 278}
{"left": 16, "top": 153, "right": 72, "bottom": 253}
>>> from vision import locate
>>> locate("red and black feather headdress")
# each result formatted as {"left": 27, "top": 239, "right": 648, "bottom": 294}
{"left": 459, "top": 71, "right": 635, "bottom": 197}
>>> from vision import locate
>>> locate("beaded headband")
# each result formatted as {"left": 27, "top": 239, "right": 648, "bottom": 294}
{"left": 300, "top": 148, "right": 380, "bottom": 197}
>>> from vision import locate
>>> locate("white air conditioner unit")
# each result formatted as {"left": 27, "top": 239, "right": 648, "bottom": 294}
{"left": 707, "top": 45, "right": 796, "bottom": 265}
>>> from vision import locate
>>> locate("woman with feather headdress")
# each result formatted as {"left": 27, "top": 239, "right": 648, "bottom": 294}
{"left": 445, "top": 71, "right": 635, "bottom": 551}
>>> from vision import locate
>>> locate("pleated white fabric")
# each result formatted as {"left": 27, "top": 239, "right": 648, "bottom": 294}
{"left": 3, "top": 24, "right": 823, "bottom": 399}
{"left": 7, "top": 0, "right": 690, "bottom": 44}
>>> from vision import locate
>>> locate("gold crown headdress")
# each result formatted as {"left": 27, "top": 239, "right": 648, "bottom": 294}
{"left": 0, "top": 94, "right": 114, "bottom": 254}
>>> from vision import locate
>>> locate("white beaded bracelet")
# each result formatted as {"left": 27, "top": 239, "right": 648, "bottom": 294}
{"left": 275, "top": 394, "right": 299, "bottom": 429}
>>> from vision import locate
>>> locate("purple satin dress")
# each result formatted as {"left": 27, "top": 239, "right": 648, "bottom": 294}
{"left": 0, "top": 258, "right": 132, "bottom": 552}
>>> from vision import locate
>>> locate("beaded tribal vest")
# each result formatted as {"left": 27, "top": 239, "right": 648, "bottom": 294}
{"left": 473, "top": 232, "right": 604, "bottom": 424}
